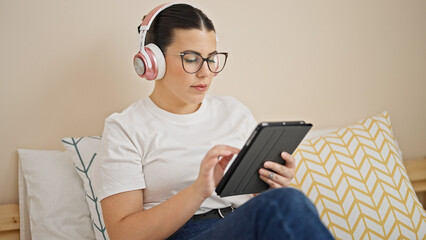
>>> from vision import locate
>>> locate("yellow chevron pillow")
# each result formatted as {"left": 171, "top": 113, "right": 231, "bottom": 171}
{"left": 291, "top": 112, "right": 426, "bottom": 239}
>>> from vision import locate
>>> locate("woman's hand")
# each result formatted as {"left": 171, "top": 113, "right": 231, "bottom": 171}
{"left": 258, "top": 152, "right": 296, "bottom": 188}
{"left": 193, "top": 145, "right": 240, "bottom": 199}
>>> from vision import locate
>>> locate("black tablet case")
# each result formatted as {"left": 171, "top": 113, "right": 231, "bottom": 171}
{"left": 215, "top": 121, "right": 312, "bottom": 197}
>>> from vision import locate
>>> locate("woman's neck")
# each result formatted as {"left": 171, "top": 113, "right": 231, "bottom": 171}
{"left": 149, "top": 88, "right": 201, "bottom": 114}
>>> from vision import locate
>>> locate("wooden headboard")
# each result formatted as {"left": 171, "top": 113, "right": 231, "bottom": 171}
{"left": 0, "top": 204, "right": 19, "bottom": 240}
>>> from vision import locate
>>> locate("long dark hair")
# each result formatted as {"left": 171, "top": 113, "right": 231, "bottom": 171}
{"left": 141, "top": 4, "right": 215, "bottom": 52}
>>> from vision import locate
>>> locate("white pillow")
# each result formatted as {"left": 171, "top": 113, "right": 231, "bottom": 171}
{"left": 18, "top": 149, "right": 95, "bottom": 240}
{"left": 18, "top": 157, "right": 31, "bottom": 240}
{"left": 62, "top": 137, "right": 110, "bottom": 240}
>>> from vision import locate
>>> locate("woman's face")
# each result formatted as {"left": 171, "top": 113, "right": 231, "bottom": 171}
{"left": 153, "top": 28, "right": 217, "bottom": 112}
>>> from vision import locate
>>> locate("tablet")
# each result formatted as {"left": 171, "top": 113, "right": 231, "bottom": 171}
{"left": 215, "top": 121, "right": 312, "bottom": 197}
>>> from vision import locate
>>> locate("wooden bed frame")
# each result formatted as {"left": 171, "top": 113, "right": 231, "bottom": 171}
{"left": 0, "top": 204, "right": 19, "bottom": 240}
{"left": 0, "top": 157, "right": 425, "bottom": 240}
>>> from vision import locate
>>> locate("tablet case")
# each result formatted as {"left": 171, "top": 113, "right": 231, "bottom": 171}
{"left": 215, "top": 121, "right": 312, "bottom": 197}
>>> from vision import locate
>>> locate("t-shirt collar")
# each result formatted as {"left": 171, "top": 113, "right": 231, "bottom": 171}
{"left": 144, "top": 95, "right": 209, "bottom": 125}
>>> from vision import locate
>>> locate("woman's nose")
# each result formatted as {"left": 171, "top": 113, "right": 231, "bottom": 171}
{"left": 196, "top": 60, "right": 211, "bottom": 77}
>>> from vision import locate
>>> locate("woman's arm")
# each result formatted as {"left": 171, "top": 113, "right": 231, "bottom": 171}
{"left": 101, "top": 185, "right": 204, "bottom": 240}
{"left": 101, "top": 145, "right": 239, "bottom": 240}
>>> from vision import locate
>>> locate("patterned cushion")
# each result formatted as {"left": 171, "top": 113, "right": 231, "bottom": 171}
{"left": 62, "top": 137, "right": 109, "bottom": 240}
{"left": 291, "top": 112, "right": 426, "bottom": 239}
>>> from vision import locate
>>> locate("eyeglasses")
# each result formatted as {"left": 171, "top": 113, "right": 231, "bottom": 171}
{"left": 165, "top": 52, "right": 228, "bottom": 74}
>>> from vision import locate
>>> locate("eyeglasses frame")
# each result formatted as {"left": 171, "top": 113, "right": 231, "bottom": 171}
{"left": 165, "top": 51, "right": 228, "bottom": 74}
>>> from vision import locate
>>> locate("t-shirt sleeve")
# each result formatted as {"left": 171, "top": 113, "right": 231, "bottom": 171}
{"left": 92, "top": 114, "right": 146, "bottom": 202}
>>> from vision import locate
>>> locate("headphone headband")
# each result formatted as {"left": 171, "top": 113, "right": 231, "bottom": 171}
{"left": 138, "top": 2, "right": 198, "bottom": 53}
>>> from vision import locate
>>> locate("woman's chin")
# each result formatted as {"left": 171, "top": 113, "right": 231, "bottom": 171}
{"left": 188, "top": 93, "right": 207, "bottom": 104}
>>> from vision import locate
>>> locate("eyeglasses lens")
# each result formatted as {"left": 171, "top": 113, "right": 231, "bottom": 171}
{"left": 182, "top": 53, "right": 227, "bottom": 73}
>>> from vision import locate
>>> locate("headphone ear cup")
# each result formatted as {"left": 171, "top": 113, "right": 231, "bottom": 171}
{"left": 133, "top": 52, "right": 148, "bottom": 78}
{"left": 145, "top": 43, "right": 166, "bottom": 80}
{"left": 133, "top": 43, "right": 166, "bottom": 80}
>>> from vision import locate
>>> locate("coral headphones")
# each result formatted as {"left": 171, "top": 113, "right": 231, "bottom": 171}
{"left": 133, "top": 2, "right": 197, "bottom": 80}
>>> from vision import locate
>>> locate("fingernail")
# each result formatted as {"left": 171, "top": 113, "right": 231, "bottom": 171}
{"left": 264, "top": 162, "right": 270, "bottom": 168}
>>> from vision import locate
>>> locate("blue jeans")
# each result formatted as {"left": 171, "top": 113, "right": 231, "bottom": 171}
{"left": 168, "top": 188, "right": 334, "bottom": 240}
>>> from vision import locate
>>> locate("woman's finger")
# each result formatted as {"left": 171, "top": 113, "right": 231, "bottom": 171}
{"left": 263, "top": 161, "right": 294, "bottom": 179}
{"left": 207, "top": 145, "right": 239, "bottom": 159}
{"left": 259, "top": 167, "right": 292, "bottom": 187}
{"left": 281, "top": 152, "right": 295, "bottom": 169}
{"left": 259, "top": 174, "right": 282, "bottom": 189}
{"left": 202, "top": 145, "right": 239, "bottom": 168}
{"left": 218, "top": 154, "right": 234, "bottom": 169}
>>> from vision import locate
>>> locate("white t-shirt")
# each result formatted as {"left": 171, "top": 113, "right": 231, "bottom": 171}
{"left": 92, "top": 95, "right": 258, "bottom": 214}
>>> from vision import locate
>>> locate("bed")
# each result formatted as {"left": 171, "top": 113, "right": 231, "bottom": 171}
{"left": 1, "top": 111, "right": 425, "bottom": 240}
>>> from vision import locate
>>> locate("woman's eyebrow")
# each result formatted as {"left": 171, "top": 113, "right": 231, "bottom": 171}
{"left": 182, "top": 50, "right": 218, "bottom": 56}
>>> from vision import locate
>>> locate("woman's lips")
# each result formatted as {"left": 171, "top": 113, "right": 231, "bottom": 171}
{"left": 191, "top": 84, "right": 208, "bottom": 92}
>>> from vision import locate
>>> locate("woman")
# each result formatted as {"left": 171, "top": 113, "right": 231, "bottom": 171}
{"left": 92, "top": 3, "right": 333, "bottom": 240}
